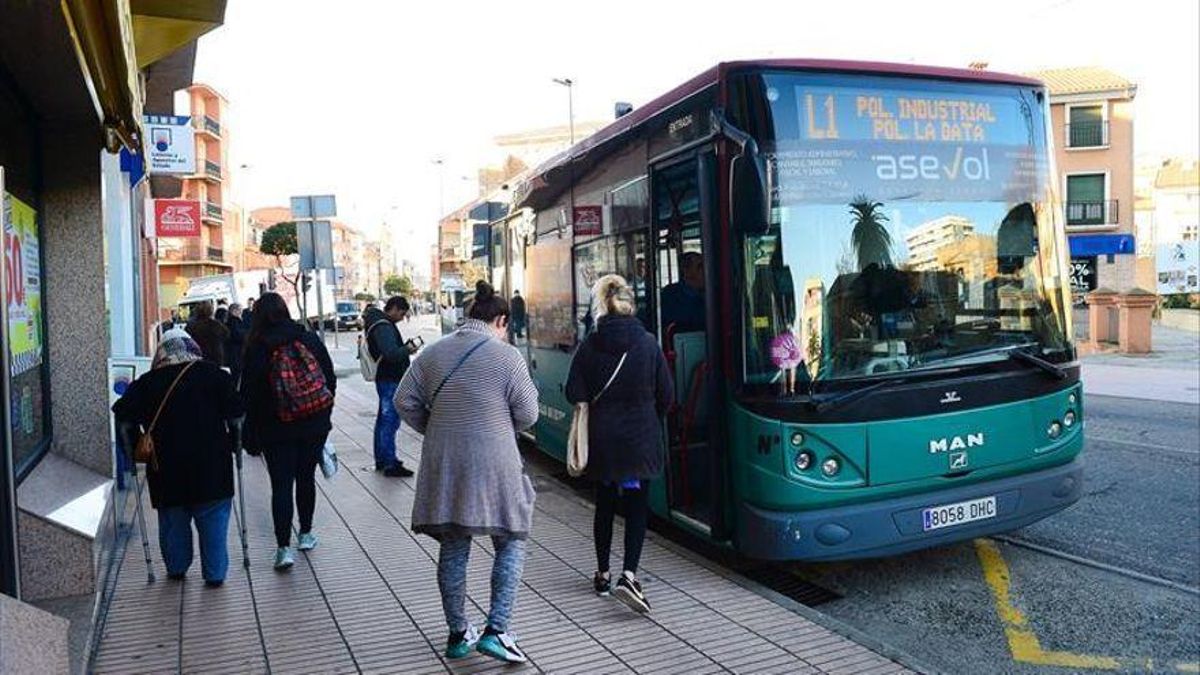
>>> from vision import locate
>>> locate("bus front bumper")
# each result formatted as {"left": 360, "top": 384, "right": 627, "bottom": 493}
{"left": 736, "top": 459, "right": 1083, "bottom": 561}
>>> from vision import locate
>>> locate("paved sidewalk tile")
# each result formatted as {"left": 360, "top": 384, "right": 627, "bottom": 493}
{"left": 92, "top": 377, "right": 913, "bottom": 674}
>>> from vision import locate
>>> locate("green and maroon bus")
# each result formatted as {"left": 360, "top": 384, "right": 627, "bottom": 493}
{"left": 488, "top": 59, "right": 1082, "bottom": 560}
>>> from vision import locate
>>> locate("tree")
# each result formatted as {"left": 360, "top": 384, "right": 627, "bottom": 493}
{"left": 260, "top": 221, "right": 301, "bottom": 297}
{"left": 354, "top": 292, "right": 376, "bottom": 303}
{"left": 848, "top": 196, "right": 894, "bottom": 271}
{"left": 384, "top": 275, "right": 413, "bottom": 297}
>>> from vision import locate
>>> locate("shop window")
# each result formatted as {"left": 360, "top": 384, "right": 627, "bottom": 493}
{"left": 3, "top": 191, "right": 51, "bottom": 479}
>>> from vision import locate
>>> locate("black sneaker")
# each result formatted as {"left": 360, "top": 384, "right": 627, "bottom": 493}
{"left": 383, "top": 464, "right": 414, "bottom": 478}
{"left": 614, "top": 572, "right": 650, "bottom": 614}
{"left": 374, "top": 462, "right": 385, "bottom": 471}
{"left": 593, "top": 571, "right": 611, "bottom": 597}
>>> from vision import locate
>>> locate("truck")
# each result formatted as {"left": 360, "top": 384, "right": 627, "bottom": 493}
{"left": 178, "top": 269, "right": 336, "bottom": 328}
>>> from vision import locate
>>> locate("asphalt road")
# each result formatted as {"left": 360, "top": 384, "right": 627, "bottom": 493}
{"left": 793, "top": 393, "right": 1200, "bottom": 674}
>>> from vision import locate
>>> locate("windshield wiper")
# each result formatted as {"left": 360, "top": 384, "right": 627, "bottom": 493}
{"left": 1010, "top": 348, "right": 1067, "bottom": 380}
{"left": 919, "top": 342, "right": 1067, "bottom": 380}
{"left": 810, "top": 378, "right": 904, "bottom": 414}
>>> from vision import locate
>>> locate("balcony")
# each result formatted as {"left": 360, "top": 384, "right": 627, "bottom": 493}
{"left": 202, "top": 201, "right": 223, "bottom": 224}
{"left": 1066, "top": 121, "right": 1109, "bottom": 148}
{"left": 193, "top": 115, "right": 221, "bottom": 137}
{"left": 1066, "top": 200, "right": 1119, "bottom": 227}
{"left": 204, "top": 160, "right": 222, "bottom": 181}
{"left": 207, "top": 246, "right": 224, "bottom": 262}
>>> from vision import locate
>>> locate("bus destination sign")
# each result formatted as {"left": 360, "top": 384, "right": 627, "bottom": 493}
{"left": 768, "top": 84, "right": 1047, "bottom": 205}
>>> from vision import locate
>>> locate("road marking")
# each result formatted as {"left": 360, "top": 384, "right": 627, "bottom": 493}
{"left": 975, "top": 538, "right": 1200, "bottom": 671}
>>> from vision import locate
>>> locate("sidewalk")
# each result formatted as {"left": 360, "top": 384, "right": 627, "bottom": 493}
{"left": 92, "top": 378, "right": 916, "bottom": 674}
{"left": 1080, "top": 324, "right": 1200, "bottom": 404}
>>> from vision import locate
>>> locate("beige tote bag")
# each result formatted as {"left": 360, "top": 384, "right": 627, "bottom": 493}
{"left": 567, "top": 352, "right": 627, "bottom": 477}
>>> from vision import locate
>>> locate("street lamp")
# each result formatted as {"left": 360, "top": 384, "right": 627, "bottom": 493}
{"left": 552, "top": 78, "right": 575, "bottom": 145}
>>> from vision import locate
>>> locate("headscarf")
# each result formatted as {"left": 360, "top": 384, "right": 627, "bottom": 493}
{"left": 152, "top": 334, "right": 204, "bottom": 370}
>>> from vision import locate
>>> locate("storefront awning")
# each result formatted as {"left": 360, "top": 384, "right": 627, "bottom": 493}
{"left": 60, "top": 0, "right": 226, "bottom": 153}
{"left": 1069, "top": 234, "right": 1135, "bottom": 257}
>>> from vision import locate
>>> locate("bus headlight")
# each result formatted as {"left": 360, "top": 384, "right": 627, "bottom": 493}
{"left": 821, "top": 458, "right": 840, "bottom": 477}
{"left": 1063, "top": 411, "right": 1076, "bottom": 428}
{"left": 790, "top": 432, "right": 805, "bottom": 447}
{"left": 1047, "top": 421, "right": 1062, "bottom": 439}
{"left": 1068, "top": 392, "right": 1077, "bottom": 406}
{"left": 795, "top": 451, "right": 814, "bottom": 471}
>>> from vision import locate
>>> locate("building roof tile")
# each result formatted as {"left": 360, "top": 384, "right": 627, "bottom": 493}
{"left": 1023, "top": 66, "right": 1136, "bottom": 97}
{"left": 1155, "top": 158, "right": 1200, "bottom": 189}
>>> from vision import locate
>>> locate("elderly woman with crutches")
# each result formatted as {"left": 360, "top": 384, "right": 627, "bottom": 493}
{"left": 113, "top": 332, "right": 245, "bottom": 587}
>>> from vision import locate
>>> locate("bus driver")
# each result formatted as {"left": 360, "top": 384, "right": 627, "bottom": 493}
{"left": 660, "top": 252, "right": 706, "bottom": 334}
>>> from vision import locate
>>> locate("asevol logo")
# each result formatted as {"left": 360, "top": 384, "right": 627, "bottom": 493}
{"left": 929, "top": 433, "right": 985, "bottom": 453}
{"left": 872, "top": 147, "right": 991, "bottom": 181}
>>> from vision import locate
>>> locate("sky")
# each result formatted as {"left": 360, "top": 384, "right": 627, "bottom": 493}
{"left": 192, "top": 0, "right": 1199, "bottom": 268}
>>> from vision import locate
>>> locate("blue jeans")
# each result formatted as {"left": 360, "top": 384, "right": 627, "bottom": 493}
{"left": 157, "top": 498, "right": 232, "bottom": 583}
{"left": 374, "top": 379, "right": 401, "bottom": 468}
{"left": 437, "top": 535, "right": 526, "bottom": 633}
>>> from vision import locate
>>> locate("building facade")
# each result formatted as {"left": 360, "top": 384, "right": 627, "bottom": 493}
{"left": 1144, "top": 158, "right": 1200, "bottom": 295}
{"left": 0, "top": 2, "right": 226, "bottom": 671}
{"left": 157, "top": 83, "right": 237, "bottom": 314}
{"left": 1027, "top": 67, "right": 1143, "bottom": 301}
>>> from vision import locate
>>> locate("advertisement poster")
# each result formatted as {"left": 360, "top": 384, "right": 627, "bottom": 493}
{"left": 1157, "top": 242, "right": 1199, "bottom": 295}
{"left": 4, "top": 192, "right": 43, "bottom": 378}
{"left": 144, "top": 115, "right": 196, "bottom": 175}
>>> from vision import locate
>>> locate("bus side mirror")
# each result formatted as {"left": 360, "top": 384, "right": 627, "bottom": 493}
{"left": 731, "top": 143, "right": 769, "bottom": 235}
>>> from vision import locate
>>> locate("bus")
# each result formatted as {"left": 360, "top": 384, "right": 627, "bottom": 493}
{"left": 488, "top": 59, "right": 1082, "bottom": 561}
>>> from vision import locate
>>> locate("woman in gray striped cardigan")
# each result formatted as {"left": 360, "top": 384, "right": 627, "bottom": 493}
{"left": 394, "top": 281, "right": 539, "bottom": 664}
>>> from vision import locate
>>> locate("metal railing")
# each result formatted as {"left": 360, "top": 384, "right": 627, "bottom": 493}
{"left": 193, "top": 115, "right": 221, "bottom": 136}
{"left": 204, "top": 201, "right": 223, "bottom": 221}
{"left": 204, "top": 160, "right": 222, "bottom": 180}
{"left": 1066, "top": 120, "right": 1109, "bottom": 148}
{"left": 1066, "top": 199, "right": 1119, "bottom": 226}
{"left": 206, "top": 246, "right": 224, "bottom": 262}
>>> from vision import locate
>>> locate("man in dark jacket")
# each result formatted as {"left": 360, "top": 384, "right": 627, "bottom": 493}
{"left": 224, "top": 303, "right": 248, "bottom": 380}
{"left": 363, "top": 296, "right": 414, "bottom": 477}
{"left": 186, "top": 301, "right": 230, "bottom": 366}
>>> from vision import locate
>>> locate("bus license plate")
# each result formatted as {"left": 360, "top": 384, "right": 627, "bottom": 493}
{"left": 922, "top": 496, "right": 997, "bottom": 532}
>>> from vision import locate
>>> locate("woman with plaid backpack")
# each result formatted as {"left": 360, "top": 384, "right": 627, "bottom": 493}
{"left": 240, "top": 292, "right": 337, "bottom": 570}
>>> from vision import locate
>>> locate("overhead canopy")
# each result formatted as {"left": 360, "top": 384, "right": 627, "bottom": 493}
{"left": 60, "top": 0, "right": 226, "bottom": 153}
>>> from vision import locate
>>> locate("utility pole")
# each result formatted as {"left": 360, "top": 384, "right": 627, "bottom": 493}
{"left": 553, "top": 78, "right": 575, "bottom": 145}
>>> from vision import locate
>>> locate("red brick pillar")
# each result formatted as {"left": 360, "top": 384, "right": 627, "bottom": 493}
{"left": 1117, "top": 288, "right": 1157, "bottom": 354}
{"left": 1085, "top": 288, "right": 1119, "bottom": 345}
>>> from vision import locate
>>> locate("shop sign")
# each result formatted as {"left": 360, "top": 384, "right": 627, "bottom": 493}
{"left": 573, "top": 205, "right": 603, "bottom": 236}
{"left": 154, "top": 199, "right": 201, "bottom": 237}
{"left": 1068, "top": 256, "right": 1097, "bottom": 296}
{"left": 4, "top": 192, "right": 43, "bottom": 377}
{"left": 144, "top": 115, "right": 196, "bottom": 175}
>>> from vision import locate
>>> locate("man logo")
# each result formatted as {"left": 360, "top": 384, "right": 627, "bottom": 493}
{"left": 949, "top": 452, "right": 969, "bottom": 470}
{"left": 929, "top": 433, "right": 985, "bottom": 453}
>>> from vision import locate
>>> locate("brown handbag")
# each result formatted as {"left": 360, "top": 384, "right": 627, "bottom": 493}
{"left": 134, "top": 362, "right": 196, "bottom": 472}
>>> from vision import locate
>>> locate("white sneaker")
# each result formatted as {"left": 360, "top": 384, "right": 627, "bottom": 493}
{"left": 297, "top": 532, "right": 318, "bottom": 551}
{"left": 273, "top": 546, "right": 295, "bottom": 570}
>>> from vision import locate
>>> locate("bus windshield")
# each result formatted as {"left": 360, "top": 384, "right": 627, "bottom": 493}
{"left": 735, "top": 71, "right": 1073, "bottom": 390}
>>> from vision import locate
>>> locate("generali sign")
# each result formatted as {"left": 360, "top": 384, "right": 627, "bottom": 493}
{"left": 153, "top": 199, "right": 201, "bottom": 237}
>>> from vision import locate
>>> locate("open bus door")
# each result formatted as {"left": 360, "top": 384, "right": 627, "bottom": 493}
{"left": 651, "top": 148, "right": 725, "bottom": 536}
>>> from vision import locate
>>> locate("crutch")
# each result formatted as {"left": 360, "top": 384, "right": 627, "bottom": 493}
{"left": 118, "top": 422, "right": 156, "bottom": 583}
{"left": 230, "top": 417, "right": 251, "bottom": 569}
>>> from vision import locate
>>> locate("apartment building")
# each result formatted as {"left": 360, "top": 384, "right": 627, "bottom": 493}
{"left": 158, "top": 83, "right": 236, "bottom": 312}
{"left": 1026, "top": 67, "right": 1143, "bottom": 300}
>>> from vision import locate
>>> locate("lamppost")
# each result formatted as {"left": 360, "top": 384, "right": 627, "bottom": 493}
{"left": 552, "top": 77, "right": 575, "bottom": 145}
{"left": 238, "top": 163, "right": 252, "bottom": 271}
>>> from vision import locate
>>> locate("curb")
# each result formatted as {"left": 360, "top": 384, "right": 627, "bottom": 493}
{"left": 537, "top": 470, "right": 941, "bottom": 675}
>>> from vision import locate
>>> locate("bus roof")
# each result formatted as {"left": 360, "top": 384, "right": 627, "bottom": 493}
{"left": 513, "top": 59, "right": 1042, "bottom": 211}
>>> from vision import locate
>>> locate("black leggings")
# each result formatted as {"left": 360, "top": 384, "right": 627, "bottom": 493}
{"left": 263, "top": 439, "right": 323, "bottom": 548}
{"left": 594, "top": 482, "right": 649, "bottom": 575}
